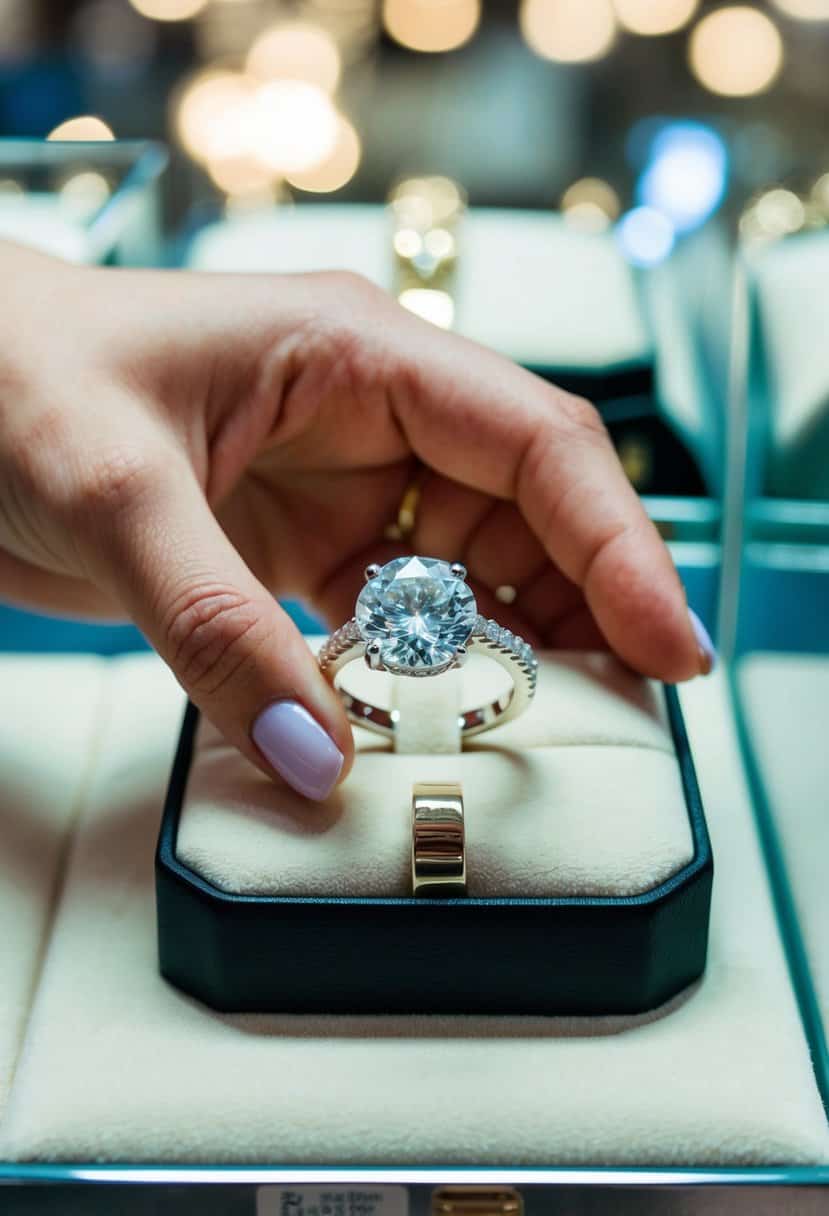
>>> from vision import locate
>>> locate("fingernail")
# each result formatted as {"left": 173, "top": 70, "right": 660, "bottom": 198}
{"left": 252, "top": 699, "right": 344, "bottom": 801}
{"left": 688, "top": 608, "right": 717, "bottom": 676}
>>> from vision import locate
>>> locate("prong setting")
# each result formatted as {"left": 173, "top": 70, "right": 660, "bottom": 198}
{"left": 450, "top": 562, "right": 467, "bottom": 581}
{"left": 453, "top": 644, "right": 468, "bottom": 669}
{"left": 365, "top": 639, "right": 385, "bottom": 671}
{"left": 364, "top": 563, "right": 381, "bottom": 582}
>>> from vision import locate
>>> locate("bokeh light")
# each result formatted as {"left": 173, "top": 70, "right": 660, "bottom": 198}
{"left": 771, "top": 0, "right": 829, "bottom": 18}
{"left": 383, "top": 0, "right": 481, "bottom": 53}
{"left": 613, "top": 0, "right": 698, "bottom": 35}
{"left": 175, "top": 70, "right": 254, "bottom": 163}
{"left": 520, "top": 0, "right": 616, "bottom": 63}
{"left": 207, "top": 154, "right": 276, "bottom": 196}
{"left": 254, "top": 81, "right": 339, "bottom": 175}
{"left": 688, "top": 6, "right": 783, "bottom": 97}
{"left": 59, "top": 171, "right": 111, "bottom": 219}
{"left": 47, "top": 116, "right": 115, "bottom": 141}
{"left": 246, "top": 23, "right": 342, "bottom": 93}
{"left": 637, "top": 121, "right": 727, "bottom": 232}
{"left": 398, "top": 288, "right": 455, "bottom": 328}
{"left": 561, "top": 177, "right": 620, "bottom": 232}
{"left": 287, "top": 116, "right": 361, "bottom": 192}
{"left": 616, "top": 206, "right": 675, "bottom": 266}
{"left": 128, "top": 0, "right": 207, "bottom": 20}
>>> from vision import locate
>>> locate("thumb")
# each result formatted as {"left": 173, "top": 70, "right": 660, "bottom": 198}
{"left": 89, "top": 453, "right": 352, "bottom": 800}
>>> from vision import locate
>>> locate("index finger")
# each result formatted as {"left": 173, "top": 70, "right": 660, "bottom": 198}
{"left": 378, "top": 303, "right": 709, "bottom": 683}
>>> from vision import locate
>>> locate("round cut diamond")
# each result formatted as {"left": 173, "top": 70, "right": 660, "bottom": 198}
{"left": 356, "top": 556, "right": 477, "bottom": 673}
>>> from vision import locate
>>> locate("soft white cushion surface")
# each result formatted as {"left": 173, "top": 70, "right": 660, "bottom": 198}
{"left": 0, "top": 656, "right": 107, "bottom": 1122}
{"left": 178, "top": 649, "right": 691, "bottom": 898}
{"left": 738, "top": 653, "right": 829, "bottom": 1036}
{"left": 2, "top": 654, "right": 828, "bottom": 1165}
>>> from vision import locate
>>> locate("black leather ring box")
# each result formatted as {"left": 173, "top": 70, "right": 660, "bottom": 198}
{"left": 156, "top": 686, "right": 713, "bottom": 1016}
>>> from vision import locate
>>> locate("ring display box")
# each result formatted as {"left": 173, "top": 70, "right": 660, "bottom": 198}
{"left": 156, "top": 648, "right": 713, "bottom": 1016}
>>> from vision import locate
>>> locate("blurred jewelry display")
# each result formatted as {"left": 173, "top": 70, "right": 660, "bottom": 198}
{"left": 411, "top": 781, "right": 466, "bottom": 897}
{"left": 318, "top": 555, "right": 537, "bottom": 741}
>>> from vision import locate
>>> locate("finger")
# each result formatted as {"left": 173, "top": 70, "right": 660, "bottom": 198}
{"left": 0, "top": 548, "right": 127, "bottom": 620}
{"left": 371, "top": 306, "right": 707, "bottom": 682}
{"left": 79, "top": 448, "right": 352, "bottom": 799}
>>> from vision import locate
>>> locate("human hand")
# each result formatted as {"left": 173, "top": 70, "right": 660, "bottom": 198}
{"left": 0, "top": 241, "right": 714, "bottom": 799}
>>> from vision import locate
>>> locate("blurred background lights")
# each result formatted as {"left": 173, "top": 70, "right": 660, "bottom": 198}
{"left": 560, "top": 177, "right": 620, "bottom": 232}
{"left": 637, "top": 122, "right": 727, "bottom": 232}
{"left": 175, "top": 70, "right": 253, "bottom": 163}
{"left": 129, "top": 0, "right": 207, "bottom": 20}
{"left": 287, "top": 116, "right": 362, "bottom": 192}
{"left": 383, "top": 0, "right": 481, "bottom": 53}
{"left": 246, "top": 23, "right": 341, "bottom": 93}
{"left": 398, "top": 288, "right": 455, "bottom": 329}
{"left": 520, "top": 0, "right": 616, "bottom": 64}
{"left": 207, "top": 154, "right": 275, "bottom": 196}
{"left": 58, "top": 171, "right": 111, "bottom": 219}
{"left": 254, "top": 81, "right": 339, "bottom": 175}
{"left": 771, "top": 0, "right": 829, "bottom": 18}
{"left": 616, "top": 205, "right": 675, "bottom": 266}
{"left": 688, "top": 6, "right": 783, "bottom": 97}
{"left": 755, "top": 187, "right": 805, "bottom": 235}
{"left": 47, "top": 116, "right": 115, "bottom": 141}
{"left": 612, "top": 0, "right": 698, "bottom": 36}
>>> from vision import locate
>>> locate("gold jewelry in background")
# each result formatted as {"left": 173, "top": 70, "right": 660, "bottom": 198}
{"left": 412, "top": 781, "right": 466, "bottom": 897}
{"left": 384, "top": 466, "right": 426, "bottom": 541}
{"left": 389, "top": 175, "right": 466, "bottom": 331}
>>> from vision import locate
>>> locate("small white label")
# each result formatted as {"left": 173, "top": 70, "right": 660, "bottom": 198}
{"left": 258, "top": 1186, "right": 409, "bottom": 1216}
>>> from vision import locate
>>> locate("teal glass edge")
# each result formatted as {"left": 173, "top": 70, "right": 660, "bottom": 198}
{"left": 727, "top": 666, "right": 829, "bottom": 1116}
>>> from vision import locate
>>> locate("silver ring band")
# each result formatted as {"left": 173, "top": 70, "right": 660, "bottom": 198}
{"left": 318, "top": 612, "right": 538, "bottom": 741}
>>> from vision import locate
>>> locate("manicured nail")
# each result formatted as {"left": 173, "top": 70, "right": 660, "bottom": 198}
{"left": 252, "top": 699, "right": 344, "bottom": 800}
{"left": 688, "top": 608, "right": 717, "bottom": 676}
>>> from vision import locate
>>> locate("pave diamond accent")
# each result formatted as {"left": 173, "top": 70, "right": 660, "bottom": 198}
{"left": 355, "top": 555, "right": 477, "bottom": 674}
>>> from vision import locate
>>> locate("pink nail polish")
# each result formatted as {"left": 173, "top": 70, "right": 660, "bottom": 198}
{"left": 688, "top": 608, "right": 717, "bottom": 676}
{"left": 252, "top": 699, "right": 344, "bottom": 801}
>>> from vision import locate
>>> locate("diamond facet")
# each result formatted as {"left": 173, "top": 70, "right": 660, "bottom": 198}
{"left": 355, "top": 556, "right": 477, "bottom": 673}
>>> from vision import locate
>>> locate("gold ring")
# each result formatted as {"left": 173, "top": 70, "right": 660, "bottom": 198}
{"left": 412, "top": 781, "right": 466, "bottom": 897}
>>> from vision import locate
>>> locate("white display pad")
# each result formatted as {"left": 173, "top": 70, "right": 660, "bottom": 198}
{"left": 0, "top": 656, "right": 108, "bottom": 1123}
{"left": 738, "top": 653, "right": 829, "bottom": 1037}
{"left": 1, "top": 654, "right": 827, "bottom": 1166}
{"left": 187, "top": 206, "right": 650, "bottom": 372}
{"left": 176, "top": 648, "right": 691, "bottom": 899}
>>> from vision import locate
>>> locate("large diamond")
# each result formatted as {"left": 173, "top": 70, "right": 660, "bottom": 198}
{"left": 356, "top": 556, "right": 477, "bottom": 673}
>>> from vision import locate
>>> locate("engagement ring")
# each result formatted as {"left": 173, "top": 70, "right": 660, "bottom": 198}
{"left": 318, "top": 555, "right": 538, "bottom": 741}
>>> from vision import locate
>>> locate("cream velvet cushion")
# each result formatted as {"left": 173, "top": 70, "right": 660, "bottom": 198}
{"left": 2, "top": 653, "right": 828, "bottom": 1165}
{"left": 177, "top": 650, "right": 692, "bottom": 899}
{"left": 0, "top": 657, "right": 107, "bottom": 1125}
{"left": 738, "top": 654, "right": 829, "bottom": 1046}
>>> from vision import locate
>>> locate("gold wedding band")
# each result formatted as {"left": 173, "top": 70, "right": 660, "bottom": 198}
{"left": 412, "top": 782, "right": 466, "bottom": 897}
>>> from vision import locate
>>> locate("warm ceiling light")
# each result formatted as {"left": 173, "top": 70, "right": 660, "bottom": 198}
{"left": 688, "top": 7, "right": 783, "bottom": 97}
{"left": 771, "top": 0, "right": 829, "bottom": 18}
{"left": 47, "top": 115, "right": 115, "bottom": 141}
{"left": 383, "top": 0, "right": 480, "bottom": 53}
{"left": 561, "top": 177, "right": 620, "bottom": 219}
{"left": 613, "top": 0, "right": 698, "bottom": 35}
{"left": 246, "top": 23, "right": 341, "bottom": 93}
{"left": 207, "top": 154, "right": 275, "bottom": 196}
{"left": 520, "top": 0, "right": 616, "bottom": 63}
{"left": 174, "top": 70, "right": 254, "bottom": 164}
{"left": 253, "top": 81, "right": 339, "bottom": 175}
{"left": 128, "top": 0, "right": 206, "bottom": 20}
{"left": 287, "top": 116, "right": 361, "bottom": 193}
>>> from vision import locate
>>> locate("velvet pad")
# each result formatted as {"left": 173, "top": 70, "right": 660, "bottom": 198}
{"left": 1, "top": 653, "right": 827, "bottom": 1165}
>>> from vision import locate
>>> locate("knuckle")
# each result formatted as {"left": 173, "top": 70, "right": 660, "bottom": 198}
{"left": 555, "top": 391, "right": 607, "bottom": 440}
{"left": 163, "top": 583, "right": 265, "bottom": 697}
{"left": 69, "top": 445, "right": 160, "bottom": 529}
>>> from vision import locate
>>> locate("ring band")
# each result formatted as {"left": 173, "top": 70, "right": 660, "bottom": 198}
{"left": 318, "top": 555, "right": 538, "bottom": 742}
{"left": 412, "top": 782, "right": 465, "bottom": 897}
